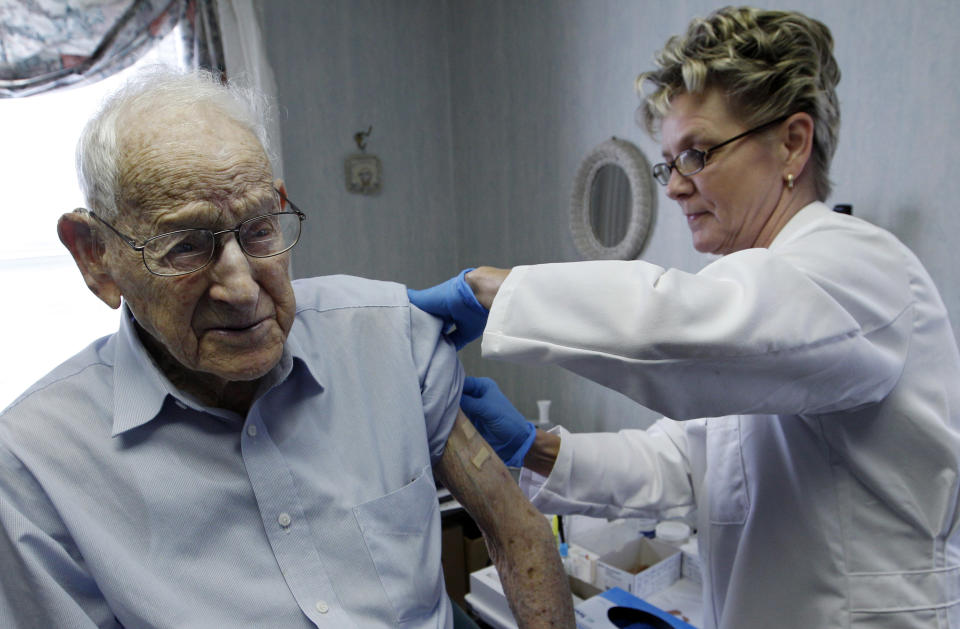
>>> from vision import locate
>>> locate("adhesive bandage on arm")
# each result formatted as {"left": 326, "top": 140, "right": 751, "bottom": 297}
{"left": 460, "top": 418, "right": 478, "bottom": 440}
{"left": 457, "top": 417, "right": 491, "bottom": 469}
{"left": 471, "top": 447, "right": 490, "bottom": 469}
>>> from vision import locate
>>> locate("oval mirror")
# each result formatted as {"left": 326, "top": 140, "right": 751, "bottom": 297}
{"left": 589, "top": 164, "right": 632, "bottom": 247}
{"left": 570, "top": 137, "right": 655, "bottom": 260}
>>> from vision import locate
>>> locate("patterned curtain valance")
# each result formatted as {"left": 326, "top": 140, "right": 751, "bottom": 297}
{"left": 0, "top": 0, "right": 223, "bottom": 98}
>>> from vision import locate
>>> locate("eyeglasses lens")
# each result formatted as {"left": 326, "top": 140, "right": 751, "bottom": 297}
{"left": 142, "top": 213, "right": 302, "bottom": 276}
{"left": 675, "top": 150, "right": 705, "bottom": 176}
{"left": 653, "top": 163, "right": 672, "bottom": 185}
{"left": 652, "top": 150, "right": 706, "bottom": 186}
{"left": 144, "top": 230, "right": 215, "bottom": 275}
{"left": 240, "top": 213, "right": 301, "bottom": 257}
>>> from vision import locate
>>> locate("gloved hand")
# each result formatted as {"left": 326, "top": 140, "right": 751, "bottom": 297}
{"left": 407, "top": 268, "right": 488, "bottom": 350}
{"left": 460, "top": 376, "right": 537, "bottom": 468}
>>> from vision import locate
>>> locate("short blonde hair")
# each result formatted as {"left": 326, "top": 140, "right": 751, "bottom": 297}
{"left": 637, "top": 6, "right": 841, "bottom": 199}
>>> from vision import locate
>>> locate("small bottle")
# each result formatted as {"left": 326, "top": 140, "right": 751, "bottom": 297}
{"left": 536, "top": 399, "right": 553, "bottom": 430}
{"left": 635, "top": 517, "right": 658, "bottom": 539}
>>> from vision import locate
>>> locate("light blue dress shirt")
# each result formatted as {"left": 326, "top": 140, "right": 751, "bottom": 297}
{"left": 0, "top": 275, "right": 464, "bottom": 628}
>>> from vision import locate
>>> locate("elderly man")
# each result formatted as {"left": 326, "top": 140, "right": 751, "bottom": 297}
{"left": 0, "top": 68, "right": 574, "bottom": 628}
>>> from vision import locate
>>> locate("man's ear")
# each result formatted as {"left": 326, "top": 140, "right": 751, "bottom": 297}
{"left": 57, "top": 212, "right": 123, "bottom": 309}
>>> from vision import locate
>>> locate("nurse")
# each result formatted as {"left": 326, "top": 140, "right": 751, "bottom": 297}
{"left": 410, "top": 7, "right": 960, "bottom": 629}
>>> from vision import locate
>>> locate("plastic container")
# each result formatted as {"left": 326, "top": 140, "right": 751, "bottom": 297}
{"left": 635, "top": 517, "right": 658, "bottom": 539}
{"left": 654, "top": 521, "right": 691, "bottom": 546}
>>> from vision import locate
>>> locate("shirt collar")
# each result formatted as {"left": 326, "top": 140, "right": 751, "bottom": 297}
{"left": 111, "top": 305, "right": 175, "bottom": 436}
{"left": 110, "top": 306, "right": 318, "bottom": 436}
{"left": 283, "top": 318, "right": 327, "bottom": 389}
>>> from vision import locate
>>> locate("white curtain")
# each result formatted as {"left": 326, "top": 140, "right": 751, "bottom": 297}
{"left": 216, "top": 0, "right": 284, "bottom": 178}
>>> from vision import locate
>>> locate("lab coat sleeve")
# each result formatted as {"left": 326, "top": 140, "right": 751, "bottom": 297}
{"left": 483, "top": 224, "right": 913, "bottom": 418}
{"left": 519, "top": 420, "right": 698, "bottom": 520}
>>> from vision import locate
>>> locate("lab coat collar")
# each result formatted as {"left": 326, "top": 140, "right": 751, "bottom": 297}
{"left": 769, "top": 201, "right": 833, "bottom": 250}
{"left": 110, "top": 305, "right": 310, "bottom": 436}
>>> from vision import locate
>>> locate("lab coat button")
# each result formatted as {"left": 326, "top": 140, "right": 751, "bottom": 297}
{"left": 247, "top": 424, "right": 257, "bottom": 437}
{"left": 315, "top": 601, "right": 329, "bottom": 614}
{"left": 278, "top": 512, "right": 292, "bottom": 528}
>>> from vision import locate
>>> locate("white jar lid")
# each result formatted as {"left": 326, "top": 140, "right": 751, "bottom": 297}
{"left": 655, "top": 520, "right": 691, "bottom": 543}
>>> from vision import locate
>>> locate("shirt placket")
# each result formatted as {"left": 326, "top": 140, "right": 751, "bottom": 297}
{"left": 241, "top": 407, "right": 355, "bottom": 628}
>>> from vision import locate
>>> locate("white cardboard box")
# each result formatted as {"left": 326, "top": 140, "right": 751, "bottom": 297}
{"left": 466, "top": 564, "right": 515, "bottom": 629}
{"left": 595, "top": 537, "right": 681, "bottom": 598}
{"left": 673, "top": 536, "right": 702, "bottom": 585}
{"left": 465, "top": 564, "right": 599, "bottom": 629}
{"left": 566, "top": 520, "right": 645, "bottom": 588}
{"left": 567, "top": 543, "right": 601, "bottom": 584}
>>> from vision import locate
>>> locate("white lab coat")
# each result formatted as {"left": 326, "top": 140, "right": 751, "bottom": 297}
{"left": 483, "top": 202, "right": 960, "bottom": 628}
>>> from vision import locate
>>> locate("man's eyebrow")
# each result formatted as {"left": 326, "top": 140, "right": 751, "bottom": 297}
{"left": 153, "top": 204, "right": 221, "bottom": 230}
{"left": 152, "top": 193, "right": 278, "bottom": 231}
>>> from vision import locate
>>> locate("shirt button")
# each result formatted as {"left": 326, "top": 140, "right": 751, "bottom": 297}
{"left": 315, "top": 601, "right": 329, "bottom": 614}
{"left": 278, "top": 512, "right": 292, "bottom": 528}
{"left": 247, "top": 424, "right": 257, "bottom": 437}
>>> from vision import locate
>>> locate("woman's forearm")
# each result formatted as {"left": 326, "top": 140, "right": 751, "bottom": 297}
{"left": 523, "top": 429, "right": 560, "bottom": 477}
{"left": 465, "top": 266, "right": 511, "bottom": 310}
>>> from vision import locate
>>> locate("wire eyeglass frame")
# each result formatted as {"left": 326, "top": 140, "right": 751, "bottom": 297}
{"left": 83, "top": 189, "right": 307, "bottom": 277}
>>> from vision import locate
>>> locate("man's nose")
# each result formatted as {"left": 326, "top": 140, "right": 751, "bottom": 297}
{"left": 207, "top": 235, "right": 259, "bottom": 305}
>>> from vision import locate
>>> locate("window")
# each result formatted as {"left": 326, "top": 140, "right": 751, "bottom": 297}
{"left": 0, "top": 32, "right": 183, "bottom": 409}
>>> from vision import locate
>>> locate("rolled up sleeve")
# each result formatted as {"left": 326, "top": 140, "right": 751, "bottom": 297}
{"left": 520, "top": 420, "right": 697, "bottom": 521}
{"left": 409, "top": 305, "right": 465, "bottom": 465}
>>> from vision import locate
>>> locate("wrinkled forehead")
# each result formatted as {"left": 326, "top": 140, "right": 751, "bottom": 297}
{"left": 115, "top": 105, "right": 274, "bottom": 224}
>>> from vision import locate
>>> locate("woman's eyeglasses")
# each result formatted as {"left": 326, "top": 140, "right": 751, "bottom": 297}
{"left": 652, "top": 115, "right": 790, "bottom": 186}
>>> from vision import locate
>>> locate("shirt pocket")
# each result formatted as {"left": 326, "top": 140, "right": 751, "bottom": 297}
{"left": 706, "top": 416, "right": 750, "bottom": 525}
{"left": 353, "top": 465, "right": 443, "bottom": 623}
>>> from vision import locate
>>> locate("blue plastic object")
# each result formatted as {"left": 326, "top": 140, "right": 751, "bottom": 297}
{"left": 600, "top": 588, "right": 696, "bottom": 629}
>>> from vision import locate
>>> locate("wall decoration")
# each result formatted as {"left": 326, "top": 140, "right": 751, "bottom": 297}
{"left": 344, "top": 125, "right": 382, "bottom": 195}
{"left": 570, "top": 137, "right": 655, "bottom": 260}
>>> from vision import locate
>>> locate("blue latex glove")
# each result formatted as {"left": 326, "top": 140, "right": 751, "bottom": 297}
{"left": 460, "top": 376, "right": 537, "bottom": 468}
{"left": 407, "top": 268, "right": 489, "bottom": 350}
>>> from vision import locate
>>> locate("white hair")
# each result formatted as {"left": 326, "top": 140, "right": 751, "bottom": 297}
{"left": 76, "top": 65, "right": 277, "bottom": 219}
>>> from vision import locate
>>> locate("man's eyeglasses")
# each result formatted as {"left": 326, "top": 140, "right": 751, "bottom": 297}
{"left": 652, "top": 115, "right": 790, "bottom": 186}
{"left": 85, "top": 190, "right": 307, "bottom": 277}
